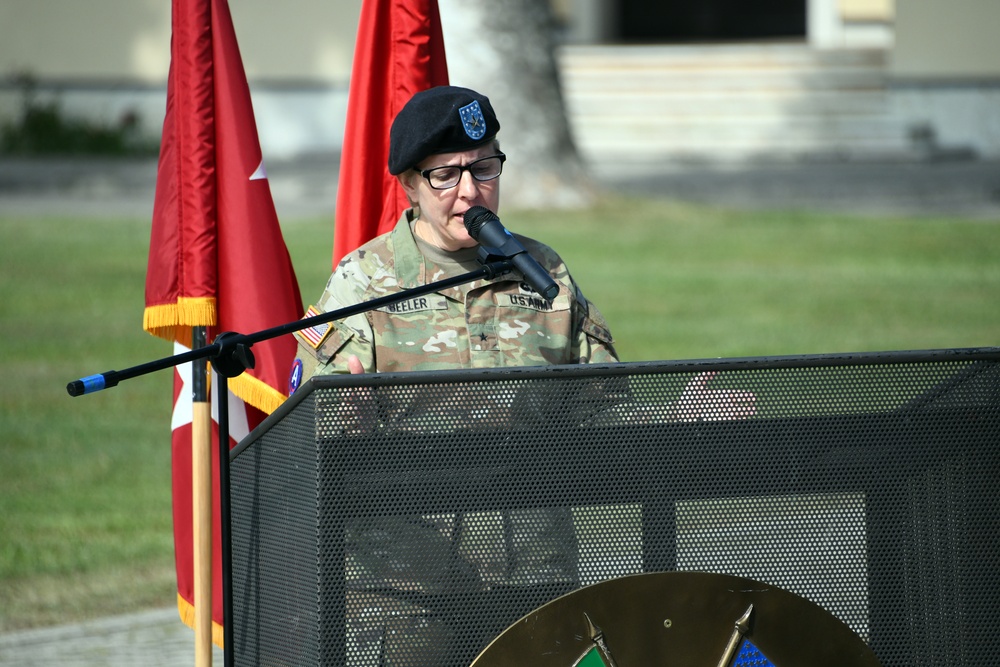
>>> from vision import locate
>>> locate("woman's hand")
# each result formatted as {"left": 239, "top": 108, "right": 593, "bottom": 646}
{"left": 674, "top": 371, "right": 756, "bottom": 421}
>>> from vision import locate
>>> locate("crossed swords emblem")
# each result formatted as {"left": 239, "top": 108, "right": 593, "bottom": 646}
{"left": 573, "top": 604, "right": 761, "bottom": 667}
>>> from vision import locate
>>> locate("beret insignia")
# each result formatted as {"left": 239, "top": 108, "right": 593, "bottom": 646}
{"left": 459, "top": 100, "right": 487, "bottom": 140}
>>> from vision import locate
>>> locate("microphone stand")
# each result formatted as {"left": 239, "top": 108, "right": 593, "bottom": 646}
{"left": 67, "top": 258, "right": 515, "bottom": 667}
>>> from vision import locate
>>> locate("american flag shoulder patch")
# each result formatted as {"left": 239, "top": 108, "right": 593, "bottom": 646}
{"left": 296, "top": 305, "right": 332, "bottom": 349}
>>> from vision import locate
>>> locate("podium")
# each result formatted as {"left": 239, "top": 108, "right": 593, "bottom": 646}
{"left": 229, "top": 349, "right": 1000, "bottom": 666}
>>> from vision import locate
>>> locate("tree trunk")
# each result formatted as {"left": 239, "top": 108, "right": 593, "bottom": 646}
{"left": 438, "top": 0, "right": 596, "bottom": 210}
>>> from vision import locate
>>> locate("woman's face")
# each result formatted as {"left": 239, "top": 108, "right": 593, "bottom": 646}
{"left": 399, "top": 143, "right": 502, "bottom": 252}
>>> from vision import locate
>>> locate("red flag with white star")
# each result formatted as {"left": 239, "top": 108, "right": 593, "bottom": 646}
{"left": 144, "top": 0, "right": 302, "bottom": 644}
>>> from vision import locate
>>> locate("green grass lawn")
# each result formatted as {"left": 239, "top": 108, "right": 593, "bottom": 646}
{"left": 519, "top": 198, "right": 999, "bottom": 360}
{"left": 1, "top": 196, "right": 998, "bottom": 631}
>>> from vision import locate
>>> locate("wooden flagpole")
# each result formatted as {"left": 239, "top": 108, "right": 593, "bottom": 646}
{"left": 191, "top": 326, "right": 213, "bottom": 666}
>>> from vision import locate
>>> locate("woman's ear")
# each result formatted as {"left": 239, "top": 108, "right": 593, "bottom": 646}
{"left": 398, "top": 171, "right": 420, "bottom": 205}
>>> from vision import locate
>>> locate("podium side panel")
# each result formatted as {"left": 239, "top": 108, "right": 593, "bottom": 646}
{"left": 231, "top": 392, "right": 322, "bottom": 665}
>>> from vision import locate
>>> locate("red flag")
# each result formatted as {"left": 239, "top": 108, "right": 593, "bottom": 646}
{"left": 332, "top": 0, "right": 449, "bottom": 265}
{"left": 144, "top": 0, "right": 303, "bottom": 644}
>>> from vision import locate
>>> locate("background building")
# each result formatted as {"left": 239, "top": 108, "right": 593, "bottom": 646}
{"left": 0, "top": 0, "right": 998, "bottom": 163}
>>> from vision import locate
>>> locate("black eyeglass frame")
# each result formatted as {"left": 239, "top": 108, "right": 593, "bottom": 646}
{"left": 418, "top": 153, "right": 507, "bottom": 190}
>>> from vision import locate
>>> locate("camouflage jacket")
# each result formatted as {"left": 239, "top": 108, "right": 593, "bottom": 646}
{"left": 291, "top": 210, "right": 617, "bottom": 384}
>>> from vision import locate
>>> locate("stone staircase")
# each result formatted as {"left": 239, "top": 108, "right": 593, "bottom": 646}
{"left": 557, "top": 43, "right": 917, "bottom": 169}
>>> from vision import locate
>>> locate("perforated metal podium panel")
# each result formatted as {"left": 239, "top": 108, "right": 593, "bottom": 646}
{"left": 230, "top": 349, "right": 1000, "bottom": 667}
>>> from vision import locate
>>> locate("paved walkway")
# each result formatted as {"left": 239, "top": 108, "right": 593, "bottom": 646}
{"left": 2, "top": 155, "right": 999, "bottom": 220}
{"left": 0, "top": 608, "right": 222, "bottom": 666}
{"left": 0, "top": 154, "right": 339, "bottom": 221}
{"left": 623, "top": 158, "right": 1000, "bottom": 219}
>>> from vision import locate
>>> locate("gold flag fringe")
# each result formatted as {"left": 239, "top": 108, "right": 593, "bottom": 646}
{"left": 143, "top": 297, "right": 218, "bottom": 345}
{"left": 177, "top": 594, "right": 225, "bottom": 649}
{"left": 229, "top": 372, "right": 287, "bottom": 415}
{"left": 143, "top": 298, "right": 289, "bottom": 413}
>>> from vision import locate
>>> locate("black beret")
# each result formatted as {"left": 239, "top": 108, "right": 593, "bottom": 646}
{"left": 388, "top": 86, "right": 500, "bottom": 175}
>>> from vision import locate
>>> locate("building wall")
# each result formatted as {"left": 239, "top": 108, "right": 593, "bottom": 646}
{"left": 891, "top": 0, "right": 1000, "bottom": 78}
{"left": 0, "top": 2, "right": 170, "bottom": 81}
{"left": 1, "top": 0, "right": 998, "bottom": 159}
{"left": 0, "top": 0, "right": 362, "bottom": 157}
{"left": 6, "top": 0, "right": 1000, "bottom": 86}
{"left": 0, "top": 0, "right": 360, "bottom": 82}
{"left": 885, "top": 0, "right": 1000, "bottom": 158}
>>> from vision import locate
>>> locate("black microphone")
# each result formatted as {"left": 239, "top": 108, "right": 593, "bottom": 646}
{"left": 464, "top": 206, "right": 560, "bottom": 300}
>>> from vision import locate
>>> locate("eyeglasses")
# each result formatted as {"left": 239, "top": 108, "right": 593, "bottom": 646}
{"left": 419, "top": 153, "right": 506, "bottom": 190}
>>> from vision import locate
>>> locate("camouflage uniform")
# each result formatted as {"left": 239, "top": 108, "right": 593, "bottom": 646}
{"left": 293, "top": 209, "right": 617, "bottom": 379}
{"left": 292, "top": 210, "right": 618, "bottom": 664}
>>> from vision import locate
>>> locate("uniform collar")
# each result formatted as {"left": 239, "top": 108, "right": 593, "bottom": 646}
{"left": 390, "top": 208, "right": 497, "bottom": 297}
{"left": 390, "top": 208, "right": 427, "bottom": 289}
